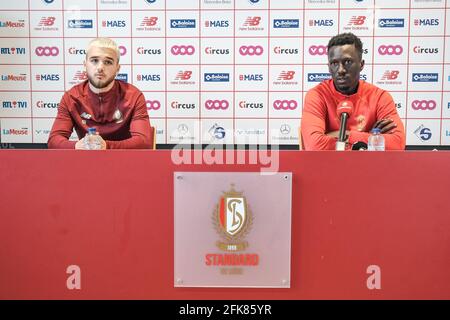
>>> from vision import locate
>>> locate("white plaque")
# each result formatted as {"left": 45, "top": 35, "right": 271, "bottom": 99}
{"left": 174, "top": 172, "right": 292, "bottom": 287}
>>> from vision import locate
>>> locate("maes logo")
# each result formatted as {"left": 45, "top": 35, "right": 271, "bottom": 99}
{"left": 414, "top": 19, "right": 439, "bottom": 26}
{"left": 102, "top": 20, "right": 126, "bottom": 28}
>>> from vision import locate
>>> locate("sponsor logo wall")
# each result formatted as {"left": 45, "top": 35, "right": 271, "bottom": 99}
{"left": 1, "top": 0, "right": 450, "bottom": 146}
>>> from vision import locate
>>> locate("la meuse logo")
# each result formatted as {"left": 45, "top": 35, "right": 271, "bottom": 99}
{"left": 1, "top": 74, "right": 27, "bottom": 81}
{"left": 2, "top": 128, "right": 28, "bottom": 135}
{"left": 0, "top": 20, "right": 25, "bottom": 28}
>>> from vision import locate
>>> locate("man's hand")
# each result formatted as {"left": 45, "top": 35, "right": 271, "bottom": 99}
{"left": 327, "top": 130, "right": 349, "bottom": 141}
{"left": 372, "top": 119, "right": 397, "bottom": 133}
{"left": 75, "top": 133, "right": 107, "bottom": 150}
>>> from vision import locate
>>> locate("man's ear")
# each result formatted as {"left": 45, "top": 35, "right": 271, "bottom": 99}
{"left": 360, "top": 59, "right": 365, "bottom": 71}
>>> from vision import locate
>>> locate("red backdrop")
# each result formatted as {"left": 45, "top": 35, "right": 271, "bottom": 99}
{"left": 0, "top": 150, "right": 449, "bottom": 299}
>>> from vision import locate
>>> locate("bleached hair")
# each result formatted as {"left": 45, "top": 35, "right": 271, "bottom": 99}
{"left": 86, "top": 37, "right": 120, "bottom": 62}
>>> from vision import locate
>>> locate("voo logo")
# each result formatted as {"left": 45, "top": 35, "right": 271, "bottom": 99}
{"left": 273, "top": 100, "right": 297, "bottom": 110}
{"left": 239, "top": 45, "right": 263, "bottom": 56}
{"left": 309, "top": 45, "right": 327, "bottom": 55}
{"left": 35, "top": 46, "right": 59, "bottom": 56}
{"left": 119, "top": 46, "right": 127, "bottom": 56}
{"left": 378, "top": 45, "right": 403, "bottom": 55}
{"left": 171, "top": 45, "right": 195, "bottom": 55}
{"left": 146, "top": 100, "right": 161, "bottom": 110}
{"left": 205, "top": 100, "right": 229, "bottom": 110}
{"left": 412, "top": 100, "right": 436, "bottom": 110}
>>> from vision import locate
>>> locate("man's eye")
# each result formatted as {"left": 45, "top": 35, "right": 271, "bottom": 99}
{"left": 91, "top": 59, "right": 98, "bottom": 64}
{"left": 344, "top": 60, "right": 353, "bottom": 65}
{"left": 104, "top": 60, "right": 113, "bottom": 65}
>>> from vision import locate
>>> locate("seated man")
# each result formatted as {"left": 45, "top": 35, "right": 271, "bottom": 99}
{"left": 301, "top": 32, "right": 405, "bottom": 150}
{"left": 48, "top": 37, "right": 152, "bottom": 149}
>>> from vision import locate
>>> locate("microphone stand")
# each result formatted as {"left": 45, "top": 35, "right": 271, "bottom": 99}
{"left": 336, "top": 112, "right": 349, "bottom": 151}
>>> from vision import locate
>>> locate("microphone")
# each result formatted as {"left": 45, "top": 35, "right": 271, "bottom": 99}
{"left": 351, "top": 141, "right": 368, "bottom": 150}
{"left": 335, "top": 101, "right": 354, "bottom": 151}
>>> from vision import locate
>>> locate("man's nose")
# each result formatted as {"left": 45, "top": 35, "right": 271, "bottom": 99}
{"left": 337, "top": 63, "right": 346, "bottom": 74}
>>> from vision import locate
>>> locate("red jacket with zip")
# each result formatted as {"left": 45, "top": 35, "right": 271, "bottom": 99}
{"left": 301, "top": 79, "right": 406, "bottom": 150}
{"left": 48, "top": 80, "right": 152, "bottom": 149}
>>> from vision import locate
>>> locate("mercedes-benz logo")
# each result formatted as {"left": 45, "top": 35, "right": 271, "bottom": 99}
{"left": 177, "top": 124, "right": 189, "bottom": 136}
{"left": 280, "top": 124, "right": 291, "bottom": 135}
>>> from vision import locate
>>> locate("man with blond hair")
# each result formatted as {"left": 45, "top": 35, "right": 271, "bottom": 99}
{"left": 48, "top": 38, "right": 152, "bottom": 149}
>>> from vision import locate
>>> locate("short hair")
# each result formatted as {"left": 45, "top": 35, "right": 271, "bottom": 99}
{"left": 327, "top": 33, "right": 363, "bottom": 60}
{"left": 86, "top": 37, "right": 120, "bottom": 62}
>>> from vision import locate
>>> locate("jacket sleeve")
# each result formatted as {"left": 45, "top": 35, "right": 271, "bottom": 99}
{"left": 348, "top": 91, "right": 406, "bottom": 150}
{"left": 47, "top": 94, "right": 77, "bottom": 149}
{"left": 301, "top": 90, "right": 337, "bottom": 150}
{"left": 106, "top": 93, "right": 152, "bottom": 149}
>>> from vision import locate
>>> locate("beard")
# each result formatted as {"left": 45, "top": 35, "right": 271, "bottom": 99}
{"left": 87, "top": 73, "right": 115, "bottom": 90}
